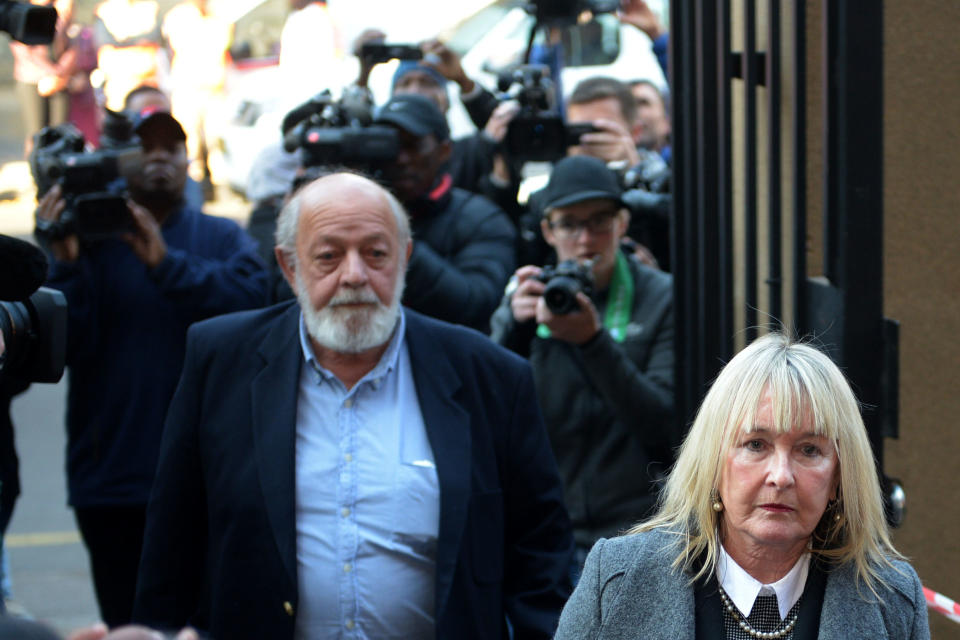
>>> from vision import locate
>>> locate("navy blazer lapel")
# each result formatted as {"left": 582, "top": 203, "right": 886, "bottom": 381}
{"left": 251, "top": 303, "right": 302, "bottom": 589}
{"left": 404, "top": 312, "right": 471, "bottom": 623}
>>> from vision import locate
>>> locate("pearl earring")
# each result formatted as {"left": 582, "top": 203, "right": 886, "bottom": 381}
{"left": 712, "top": 492, "right": 723, "bottom": 512}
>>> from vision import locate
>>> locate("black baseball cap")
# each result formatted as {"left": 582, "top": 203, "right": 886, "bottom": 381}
{"left": 130, "top": 107, "right": 187, "bottom": 141}
{"left": 542, "top": 155, "right": 623, "bottom": 213}
{"left": 375, "top": 93, "right": 450, "bottom": 141}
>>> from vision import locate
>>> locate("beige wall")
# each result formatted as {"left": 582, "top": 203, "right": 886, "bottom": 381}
{"left": 883, "top": 2, "right": 960, "bottom": 637}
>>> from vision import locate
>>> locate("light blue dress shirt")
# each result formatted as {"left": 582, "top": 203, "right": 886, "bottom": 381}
{"left": 292, "top": 311, "right": 440, "bottom": 639}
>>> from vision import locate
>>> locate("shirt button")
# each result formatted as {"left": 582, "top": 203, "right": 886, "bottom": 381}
{"left": 343, "top": 397, "right": 354, "bottom": 408}
{"left": 344, "top": 453, "right": 353, "bottom": 463}
{"left": 345, "top": 619, "right": 355, "bottom": 630}
{"left": 341, "top": 507, "right": 350, "bottom": 517}
{"left": 343, "top": 563, "right": 352, "bottom": 572}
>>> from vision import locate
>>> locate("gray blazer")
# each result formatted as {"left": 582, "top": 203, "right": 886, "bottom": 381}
{"left": 554, "top": 529, "right": 930, "bottom": 639}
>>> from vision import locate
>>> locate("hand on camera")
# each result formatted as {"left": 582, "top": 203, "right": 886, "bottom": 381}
{"left": 536, "top": 291, "right": 601, "bottom": 346}
{"left": 572, "top": 118, "right": 640, "bottom": 166}
{"left": 618, "top": 0, "right": 667, "bottom": 41}
{"left": 420, "top": 39, "right": 474, "bottom": 93}
{"left": 352, "top": 28, "right": 386, "bottom": 85}
{"left": 509, "top": 265, "right": 546, "bottom": 323}
{"left": 123, "top": 200, "right": 167, "bottom": 268}
{"left": 35, "top": 184, "right": 79, "bottom": 263}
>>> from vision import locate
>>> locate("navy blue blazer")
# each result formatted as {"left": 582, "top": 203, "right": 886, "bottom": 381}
{"left": 133, "top": 302, "right": 574, "bottom": 639}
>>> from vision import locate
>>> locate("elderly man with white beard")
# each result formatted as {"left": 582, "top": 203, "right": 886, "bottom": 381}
{"left": 132, "top": 172, "right": 574, "bottom": 640}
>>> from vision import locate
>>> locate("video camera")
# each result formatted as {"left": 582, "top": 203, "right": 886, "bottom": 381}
{"left": 499, "top": 65, "right": 598, "bottom": 164}
{"left": 30, "top": 109, "right": 142, "bottom": 242}
{"left": 0, "top": 236, "right": 66, "bottom": 384}
{"left": 536, "top": 258, "right": 595, "bottom": 315}
{"left": 0, "top": 0, "right": 57, "bottom": 44}
{"left": 282, "top": 88, "right": 399, "bottom": 174}
{"left": 525, "top": 0, "right": 619, "bottom": 26}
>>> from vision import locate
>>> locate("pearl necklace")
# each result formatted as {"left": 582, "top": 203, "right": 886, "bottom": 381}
{"left": 717, "top": 585, "right": 799, "bottom": 639}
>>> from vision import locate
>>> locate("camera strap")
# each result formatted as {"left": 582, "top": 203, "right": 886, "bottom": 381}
{"left": 536, "top": 251, "right": 634, "bottom": 343}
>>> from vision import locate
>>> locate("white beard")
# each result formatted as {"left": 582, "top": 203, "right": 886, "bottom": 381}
{"left": 296, "top": 267, "right": 404, "bottom": 355}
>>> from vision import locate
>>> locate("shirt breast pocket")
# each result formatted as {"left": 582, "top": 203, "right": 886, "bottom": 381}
{"left": 391, "top": 461, "right": 440, "bottom": 559}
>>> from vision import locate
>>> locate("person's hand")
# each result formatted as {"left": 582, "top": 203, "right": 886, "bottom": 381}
{"left": 420, "top": 39, "right": 474, "bottom": 93}
{"left": 37, "top": 74, "right": 68, "bottom": 97}
{"left": 572, "top": 118, "right": 640, "bottom": 166}
{"left": 35, "top": 184, "right": 79, "bottom": 263}
{"left": 537, "top": 292, "right": 601, "bottom": 345}
{"left": 618, "top": 0, "right": 667, "bottom": 41}
{"left": 122, "top": 200, "right": 167, "bottom": 268}
{"left": 509, "top": 265, "right": 546, "bottom": 323}
{"left": 351, "top": 28, "right": 385, "bottom": 86}
{"left": 68, "top": 623, "right": 199, "bottom": 640}
{"left": 483, "top": 100, "right": 520, "bottom": 144}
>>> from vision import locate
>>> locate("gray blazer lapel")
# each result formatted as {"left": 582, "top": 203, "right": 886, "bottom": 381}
{"left": 819, "top": 564, "right": 888, "bottom": 638}
{"left": 251, "top": 304, "right": 302, "bottom": 588}
{"left": 404, "top": 313, "right": 471, "bottom": 623}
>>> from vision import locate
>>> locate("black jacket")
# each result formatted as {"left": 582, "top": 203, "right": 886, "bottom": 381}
{"left": 403, "top": 178, "right": 516, "bottom": 333}
{"left": 490, "top": 256, "right": 676, "bottom": 546}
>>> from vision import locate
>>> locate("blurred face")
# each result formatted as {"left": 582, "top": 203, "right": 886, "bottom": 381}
{"left": 278, "top": 177, "right": 411, "bottom": 354}
{"left": 718, "top": 390, "right": 840, "bottom": 562}
{"left": 383, "top": 128, "right": 451, "bottom": 205}
{"left": 125, "top": 89, "right": 171, "bottom": 115}
{"left": 542, "top": 198, "right": 627, "bottom": 289}
{"left": 127, "top": 126, "right": 187, "bottom": 206}
{"left": 631, "top": 82, "right": 670, "bottom": 150}
{"left": 393, "top": 70, "right": 449, "bottom": 114}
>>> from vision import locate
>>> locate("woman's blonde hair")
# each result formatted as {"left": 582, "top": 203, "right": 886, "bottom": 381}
{"left": 630, "top": 332, "right": 901, "bottom": 594}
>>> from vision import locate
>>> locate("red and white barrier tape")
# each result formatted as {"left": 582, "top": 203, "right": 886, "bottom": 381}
{"left": 924, "top": 586, "right": 960, "bottom": 624}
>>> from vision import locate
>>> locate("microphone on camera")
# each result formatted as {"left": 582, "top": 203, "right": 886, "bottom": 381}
{"left": 0, "top": 234, "right": 49, "bottom": 301}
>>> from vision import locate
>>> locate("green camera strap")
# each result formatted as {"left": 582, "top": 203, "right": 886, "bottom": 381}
{"left": 536, "top": 251, "right": 634, "bottom": 343}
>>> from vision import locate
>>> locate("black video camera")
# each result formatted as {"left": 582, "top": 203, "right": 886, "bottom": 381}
{"left": 0, "top": 288, "right": 67, "bottom": 384}
{"left": 30, "top": 110, "right": 142, "bottom": 242}
{"left": 282, "top": 89, "right": 399, "bottom": 173}
{"left": 536, "top": 259, "right": 595, "bottom": 315}
{"left": 0, "top": 0, "right": 57, "bottom": 44}
{"left": 359, "top": 42, "right": 422, "bottom": 64}
{"left": 525, "top": 0, "right": 620, "bottom": 26}
{"left": 499, "top": 65, "right": 599, "bottom": 163}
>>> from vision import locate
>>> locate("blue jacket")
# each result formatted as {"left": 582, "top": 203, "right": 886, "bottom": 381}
{"left": 46, "top": 205, "right": 268, "bottom": 507}
{"left": 133, "top": 303, "right": 574, "bottom": 639}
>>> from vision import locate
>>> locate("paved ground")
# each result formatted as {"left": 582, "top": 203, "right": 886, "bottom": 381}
{"left": 0, "top": 85, "right": 251, "bottom": 636}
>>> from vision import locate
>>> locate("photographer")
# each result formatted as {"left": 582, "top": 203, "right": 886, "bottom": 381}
{"left": 490, "top": 156, "right": 676, "bottom": 577}
{"left": 35, "top": 109, "right": 268, "bottom": 627}
{"left": 370, "top": 93, "right": 516, "bottom": 333}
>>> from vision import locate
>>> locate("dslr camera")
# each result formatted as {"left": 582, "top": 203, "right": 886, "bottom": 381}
{"left": 30, "top": 109, "right": 142, "bottom": 242}
{"left": 282, "top": 88, "right": 399, "bottom": 174}
{"left": 536, "top": 259, "right": 595, "bottom": 315}
{"left": 499, "top": 65, "right": 598, "bottom": 163}
{"left": 0, "top": 0, "right": 56, "bottom": 44}
{"left": 359, "top": 42, "right": 422, "bottom": 64}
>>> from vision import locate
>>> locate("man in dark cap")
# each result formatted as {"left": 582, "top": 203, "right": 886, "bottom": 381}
{"left": 374, "top": 93, "right": 516, "bottom": 333}
{"left": 490, "top": 155, "right": 677, "bottom": 580}
{"left": 35, "top": 107, "right": 268, "bottom": 627}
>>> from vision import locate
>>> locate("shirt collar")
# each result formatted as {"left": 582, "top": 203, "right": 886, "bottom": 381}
{"left": 718, "top": 545, "right": 810, "bottom": 620}
{"left": 297, "top": 308, "right": 406, "bottom": 389}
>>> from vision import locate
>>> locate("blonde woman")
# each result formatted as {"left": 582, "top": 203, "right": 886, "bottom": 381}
{"left": 555, "top": 333, "right": 929, "bottom": 639}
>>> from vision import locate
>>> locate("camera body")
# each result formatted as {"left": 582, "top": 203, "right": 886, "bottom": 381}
{"left": 499, "top": 65, "right": 598, "bottom": 163}
{"left": 282, "top": 89, "right": 399, "bottom": 173}
{"left": 536, "top": 259, "right": 595, "bottom": 315}
{"left": 359, "top": 42, "right": 422, "bottom": 64}
{"left": 0, "top": 287, "right": 67, "bottom": 384}
{"left": 0, "top": 0, "right": 57, "bottom": 44}
{"left": 30, "top": 110, "right": 142, "bottom": 242}
{"left": 526, "top": 0, "right": 620, "bottom": 26}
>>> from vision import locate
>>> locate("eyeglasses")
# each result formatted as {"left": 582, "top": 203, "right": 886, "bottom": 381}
{"left": 548, "top": 211, "right": 618, "bottom": 238}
